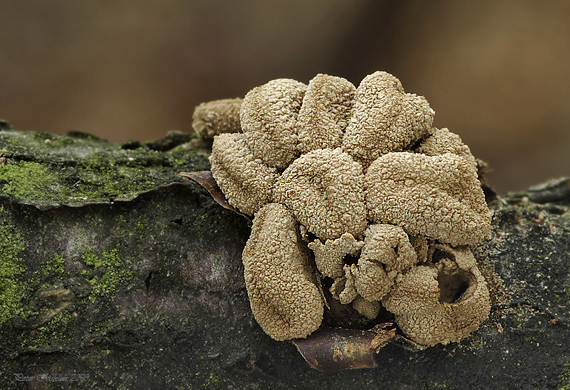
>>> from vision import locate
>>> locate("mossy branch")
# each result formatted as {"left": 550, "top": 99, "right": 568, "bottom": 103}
{"left": 0, "top": 127, "right": 569, "bottom": 389}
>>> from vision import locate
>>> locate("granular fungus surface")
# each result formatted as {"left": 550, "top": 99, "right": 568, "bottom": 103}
{"left": 192, "top": 71, "right": 492, "bottom": 346}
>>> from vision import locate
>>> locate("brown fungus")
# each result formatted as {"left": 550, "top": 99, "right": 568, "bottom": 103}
{"left": 360, "top": 224, "right": 418, "bottom": 274}
{"left": 351, "top": 260, "right": 393, "bottom": 304}
{"left": 352, "top": 224, "right": 418, "bottom": 302}
{"left": 365, "top": 152, "right": 492, "bottom": 246}
{"left": 342, "top": 71, "right": 435, "bottom": 168}
{"left": 189, "top": 70, "right": 493, "bottom": 353}
{"left": 330, "top": 264, "right": 359, "bottom": 305}
{"left": 210, "top": 133, "right": 278, "bottom": 216}
{"left": 308, "top": 233, "right": 364, "bottom": 279}
{"left": 297, "top": 74, "right": 355, "bottom": 154}
{"left": 274, "top": 148, "right": 367, "bottom": 240}
{"left": 325, "top": 224, "right": 419, "bottom": 319}
{"left": 192, "top": 98, "right": 243, "bottom": 139}
{"left": 352, "top": 296, "right": 381, "bottom": 320}
{"left": 242, "top": 203, "right": 324, "bottom": 341}
{"left": 415, "top": 127, "right": 477, "bottom": 169}
{"left": 382, "top": 245, "right": 490, "bottom": 346}
{"left": 240, "top": 78, "right": 306, "bottom": 169}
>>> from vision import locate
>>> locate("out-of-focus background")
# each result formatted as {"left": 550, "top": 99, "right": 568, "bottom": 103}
{"left": 1, "top": 0, "right": 569, "bottom": 193}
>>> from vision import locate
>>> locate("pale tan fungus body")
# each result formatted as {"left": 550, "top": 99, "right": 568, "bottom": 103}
{"left": 196, "top": 70, "right": 492, "bottom": 346}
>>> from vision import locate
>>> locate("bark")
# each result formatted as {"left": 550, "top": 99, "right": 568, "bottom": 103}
{"left": 0, "top": 127, "right": 569, "bottom": 389}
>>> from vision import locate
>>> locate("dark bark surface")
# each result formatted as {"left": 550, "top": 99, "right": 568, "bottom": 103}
{"left": 0, "top": 127, "right": 569, "bottom": 389}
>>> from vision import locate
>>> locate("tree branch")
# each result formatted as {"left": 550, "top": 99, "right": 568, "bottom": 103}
{"left": 0, "top": 128, "right": 569, "bottom": 389}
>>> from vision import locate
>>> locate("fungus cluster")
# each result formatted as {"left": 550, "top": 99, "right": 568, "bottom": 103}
{"left": 192, "top": 71, "right": 492, "bottom": 346}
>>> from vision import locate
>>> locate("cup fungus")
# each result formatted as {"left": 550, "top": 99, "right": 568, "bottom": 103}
{"left": 187, "top": 70, "right": 493, "bottom": 356}
{"left": 382, "top": 245, "right": 490, "bottom": 346}
{"left": 341, "top": 71, "right": 435, "bottom": 168}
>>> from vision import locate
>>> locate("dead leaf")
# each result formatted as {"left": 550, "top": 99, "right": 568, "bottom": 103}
{"left": 292, "top": 324, "right": 397, "bottom": 372}
{"left": 179, "top": 171, "right": 251, "bottom": 221}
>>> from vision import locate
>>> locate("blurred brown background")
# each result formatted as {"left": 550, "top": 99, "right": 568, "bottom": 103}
{"left": 1, "top": 0, "right": 569, "bottom": 193}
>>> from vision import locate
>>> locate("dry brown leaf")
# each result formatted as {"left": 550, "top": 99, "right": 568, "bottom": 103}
{"left": 178, "top": 171, "right": 251, "bottom": 221}
{"left": 292, "top": 324, "right": 396, "bottom": 372}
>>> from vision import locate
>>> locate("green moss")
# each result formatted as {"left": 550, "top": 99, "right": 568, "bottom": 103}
{"left": 204, "top": 372, "right": 221, "bottom": 387}
{"left": 21, "top": 311, "right": 78, "bottom": 349}
{"left": 82, "top": 249, "right": 135, "bottom": 297}
{"left": 0, "top": 161, "right": 63, "bottom": 202}
{"left": 0, "top": 206, "right": 26, "bottom": 325}
{"left": 559, "top": 362, "right": 570, "bottom": 390}
{"left": 0, "top": 131, "right": 209, "bottom": 207}
{"left": 566, "top": 276, "right": 570, "bottom": 305}
{"left": 423, "top": 380, "right": 451, "bottom": 389}
{"left": 87, "top": 165, "right": 155, "bottom": 199}
{"left": 113, "top": 214, "right": 149, "bottom": 237}
{"left": 41, "top": 254, "right": 67, "bottom": 278}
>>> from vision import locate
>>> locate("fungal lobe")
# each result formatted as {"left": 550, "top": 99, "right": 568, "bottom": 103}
{"left": 241, "top": 203, "right": 324, "bottom": 341}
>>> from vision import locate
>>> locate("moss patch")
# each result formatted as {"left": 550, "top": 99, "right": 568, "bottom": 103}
{"left": 0, "top": 129, "right": 210, "bottom": 208}
{"left": 560, "top": 362, "right": 570, "bottom": 390}
{"left": 41, "top": 254, "right": 67, "bottom": 279}
{"left": 0, "top": 161, "right": 63, "bottom": 203}
{"left": 20, "top": 311, "right": 78, "bottom": 350}
{"left": 82, "top": 249, "right": 136, "bottom": 298}
{"left": 0, "top": 206, "right": 26, "bottom": 325}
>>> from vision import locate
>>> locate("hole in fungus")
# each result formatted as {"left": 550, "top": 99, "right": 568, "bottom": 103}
{"left": 342, "top": 253, "right": 359, "bottom": 265}
{"left": 431, "top": 248, "right": 455, "bottom": 264}
{"left": 322, "top": 277, "right": 392, "bottom": 329}
{"left": 305, "top": 231, "right": 317, "bottom": 242}
{"left": 437, "top": 270, "right": 472, "bottom": 304}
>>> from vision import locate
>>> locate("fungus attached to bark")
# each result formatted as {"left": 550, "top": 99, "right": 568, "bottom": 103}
{"left": 187, "top": 70, "right": 494, "bottom": 360}
{"left": 382, "top": 245, "right": 490, "bottom": 346}
{"left": 242, "top": 203, "right": 324, "bottom": 341}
